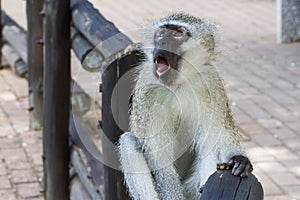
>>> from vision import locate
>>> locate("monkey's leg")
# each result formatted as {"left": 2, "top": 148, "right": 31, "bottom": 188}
{"left": 118, "top": 132, "right": 160, "bottom": 200}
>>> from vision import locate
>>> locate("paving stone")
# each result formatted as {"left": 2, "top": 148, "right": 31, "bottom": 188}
{"left": 255, "top": 173, "right": 283, "bottom": 196}
{"left": 246, "top": 146, "right": 276, "bottom": 163}
{"left": 0, "top": 176, "right": 11, "bottom": 189}
{"left": 258, "top": 118, "right": 283, "bottom": 129}
{"left": 0, "top": 125, "right": 16, "bottom": 138}
{"left": 284, "top": 160, "right": 300, "bottom": 178}
{"left": 238, "top": 100, "right": 272, "bottom": 120}
{"left": 25, "top": 144, "right": 42, "bottom": 155}
{"left": 264, "top": 194, "right": 293, "bottom": 200}
{"left": 282, "top": 138, "right": 300, "bottom": 152}
{"left": 251, "top": 133, "right": 282, "bottom": 147}
{"left": 16, "top": 183, "right": 42, "bottom": 199}
{"left": 21, "top": 131, "right": 42, "bottom": 147}
{"left": 282, "top": 185, "right": 300, "bottom": 199}
{"left": 270, "top": 126, "right": 298, "bottom": 140}
{"left": 0, "top": 101, "right": 29, "bottom": 133}
{"left": 10, "top": 169, "right": 37, "bottom": 184}
{"left": 265, "top": 89, "right": 298, "bottom": 105}
{"left": 0, "top": 69, "right": 28, "bottom": 99}
{"left": 239, "top": 122, "right": 269, "bottom": 135}
{"left": 255, "top": 161, "right": 288, "bottom": 173}
{"left": 1, "top": 149, "right": 31, "bottom": 170}
{"left": 0, "top": 91, "right": 17, "bottom": 102}
{"left": 26, "top": 197, "right": 44, "bottom": 200}
{"left": 285, "top": 121, "right": 300, "bottom": 133}
{"left": 0, "top": 189, "right": 17, "bottom": 200}
{"left": 264, "top": 146, "right": 299, "bottom": 161}
{"left": 0, "top": 163, "right": 7, "bottom": 176}
{"left": 30, "top": 154, "right": 43, "bottom": 167}
{"left": 0, "top": 137, "right": 22, "bottom": 150}
{"left": 269, "top": 172, "right": 300, "bottom": 186}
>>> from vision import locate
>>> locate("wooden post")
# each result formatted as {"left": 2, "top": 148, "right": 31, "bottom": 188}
{"left": 26, "top": 0, "right": 44, "bottom": 129}
{"left": 102, "top": 51, "right": 142, "bottom": 200}
{"left": 277, "top": 0, "right": 300, "bottom": 43}
{"left": 102, "top": 59, "right": 125, "bottom": 200}
{"left": 43, "top": 0, "right": 71, "bottom": 199}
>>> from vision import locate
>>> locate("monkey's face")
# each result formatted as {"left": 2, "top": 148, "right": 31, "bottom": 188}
{"left": 152, "top": 25, "right": 191, "bottom": 85}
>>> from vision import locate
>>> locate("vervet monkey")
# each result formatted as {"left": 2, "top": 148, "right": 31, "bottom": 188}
{"left": 118, "top": 12, "right": 253, "bottom": 200}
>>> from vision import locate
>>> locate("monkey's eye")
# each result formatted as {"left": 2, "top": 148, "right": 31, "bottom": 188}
{"left": 155, "top": 29, "right": 166, "bottom": 38}
{"left": 173, "top": 27, "right": 190, "bottom": 38}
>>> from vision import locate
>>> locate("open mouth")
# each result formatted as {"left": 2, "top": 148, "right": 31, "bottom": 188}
{"left": 154, "top": 55, "right": 171, "bottom": 77}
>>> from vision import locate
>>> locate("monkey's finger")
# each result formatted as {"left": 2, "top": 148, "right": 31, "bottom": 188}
{"left": 240, "top": 164, "right": 252, "bottom": 177}
{"left": 231, "top": 162, "right": 239, "bottom": 174}
{"left": 233, "top": 163, "right": 246, "bottom": 176}
{"left": 240, "top": 171, "right": 249, "bottom": 177}
{"left": 245, "top": 163, "right": 253, "bottom": 173}
{"left": 248, "top": 163, "right": 254, "bottom": 173}
{"left": 228, "top": 159, "right": 235, "bottom": 168}
{"left": 217, "top": 163, "right": 228, "bottom": 170}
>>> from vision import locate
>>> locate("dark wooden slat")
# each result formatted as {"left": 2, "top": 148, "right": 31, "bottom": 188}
{"left": 101, "top": 49, "right": 143, "bottom": 200}
{"left": 27, "top": 0, "right": 44, "bottom": 129}
{"left": 200, "top": 170, "right": 264, "bottom": 200}
{"left": 71, "top": 148, "right": 103, "bottom": 200}
{"left": 70, "top": 112, "right": 104, "bottom": 187}
{"left": 43, "top": 0, "right": 71, "bottom": 199}
{"left": 102, "top": 59, "right": 124, "bottom": 200}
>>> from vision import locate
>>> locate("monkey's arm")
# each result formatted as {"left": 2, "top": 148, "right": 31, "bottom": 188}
{"left": 118, "top": 132, "right": 160, "bottom": 200}
{"left": 217, "top": 132, "right": 253, "bottom": 177}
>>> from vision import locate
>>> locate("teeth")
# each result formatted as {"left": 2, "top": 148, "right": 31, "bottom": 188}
{"left": 155, "top": 58, "right": 158, "bottom": 65}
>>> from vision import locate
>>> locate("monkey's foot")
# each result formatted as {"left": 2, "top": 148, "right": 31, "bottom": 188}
{"left": 228, "top": 155, "right": 253, "bottom": 177}
{"left": 217, "top": 163, "right": 231, "bottom": 170}
{"left": 217, "top": 155, "right": 253, "bottom": 177}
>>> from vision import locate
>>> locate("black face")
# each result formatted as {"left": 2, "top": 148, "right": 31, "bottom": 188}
{"left": 153, "top": 25, "right": 191, "bottom": 84}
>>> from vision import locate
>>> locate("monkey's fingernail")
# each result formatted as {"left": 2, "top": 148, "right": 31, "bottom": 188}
{"left": 240, "top": 172, "right": 248, "bottom": 177}
{"left": 199, "top": 185, "right": 204, "bottom": 193}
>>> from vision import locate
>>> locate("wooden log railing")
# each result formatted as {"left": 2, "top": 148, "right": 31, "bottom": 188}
{"left": 1, "top": 11, "right": 91, "bottom": 116}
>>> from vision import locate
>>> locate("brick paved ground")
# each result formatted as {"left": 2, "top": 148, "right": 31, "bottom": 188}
{"left": 2, "top": 0, "right": 300, "bottom": 199}
{"left": 0, "top": 69, "right": 43, "bottom": 199}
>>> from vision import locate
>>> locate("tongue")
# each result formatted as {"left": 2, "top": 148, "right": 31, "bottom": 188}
{"left": 157, "top": 64, "right": 170, "bottom": 73}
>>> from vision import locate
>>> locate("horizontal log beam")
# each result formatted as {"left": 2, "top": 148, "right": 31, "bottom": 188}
{"left": 1, "top": 11, "right": 27, "bottom": 63}
{"left": 1, "top": 43, "right": 27, "bottom": 77}
{"left": 71, "top": 0, "right": 139, "bottom": 71}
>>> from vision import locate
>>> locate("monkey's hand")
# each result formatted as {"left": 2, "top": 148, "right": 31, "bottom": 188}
{"left": 217, "top": 155, "right": 253, "bottom": 177}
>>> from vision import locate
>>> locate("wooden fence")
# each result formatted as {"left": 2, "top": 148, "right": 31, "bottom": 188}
{"left": 1, "top": 0, "right": 142, "bottom": 199}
